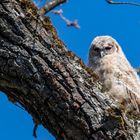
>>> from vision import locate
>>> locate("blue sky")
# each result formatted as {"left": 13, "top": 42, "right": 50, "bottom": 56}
{"left": 0, "top": 0, "right": 140, "bottom": 140}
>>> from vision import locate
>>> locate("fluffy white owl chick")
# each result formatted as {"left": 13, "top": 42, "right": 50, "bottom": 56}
{"left": 88, "top": 36, "right": 140, "bottom": 115}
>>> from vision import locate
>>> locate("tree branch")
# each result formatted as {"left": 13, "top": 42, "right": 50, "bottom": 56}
{"left": 0, "top": 0, "right": 139, "bottom": 139}
{"left": 38, "top": 0, "right": 67, "bottom": 16}
{"left": 52, "top": 9, "right": 80, "bottom": 29}
{"left": 106, "top": 0, "right": 140, "bottom": 6}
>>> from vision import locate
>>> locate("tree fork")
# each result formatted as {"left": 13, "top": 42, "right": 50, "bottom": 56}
{"left": 0, "top": 0, "right": 139, "bottom": 139}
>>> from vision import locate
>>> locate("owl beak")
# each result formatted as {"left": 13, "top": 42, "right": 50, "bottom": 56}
{"left": 100, "top": 51, "right": 105, "bottom": 58}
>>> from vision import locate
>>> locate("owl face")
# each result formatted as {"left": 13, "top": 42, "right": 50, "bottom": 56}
{"left": 90, "top": 36, "right": 118, "bottom": 58}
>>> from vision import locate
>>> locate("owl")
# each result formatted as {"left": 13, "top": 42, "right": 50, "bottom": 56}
{"left": 88, "top": 36, "right": 140, "bottom": 115}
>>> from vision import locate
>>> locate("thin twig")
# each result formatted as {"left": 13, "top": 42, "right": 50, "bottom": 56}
{"left": 33, "top": 124, "right": 38, "bottom": 138}
{"left": 38, "top": 0, "right": 67, "bottom": 16}
{"left": 106, "top": 0, "right": 140, "bottom": 6}
{"left": 52, "top": 9, "right": 80, "bottom": 29}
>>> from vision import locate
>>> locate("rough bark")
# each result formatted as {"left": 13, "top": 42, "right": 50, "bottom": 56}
{"left": 0, "top": 0, "right": 139, "bottom": 139}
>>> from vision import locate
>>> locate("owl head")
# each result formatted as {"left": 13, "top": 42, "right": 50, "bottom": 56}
{"left": 89, "top": 36, "right": 119, "bottom": 58}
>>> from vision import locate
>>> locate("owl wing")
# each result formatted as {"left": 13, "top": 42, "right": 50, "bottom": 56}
{"left": 124, "top": 84, "right": 140, "bottom": 115}
{"left": 115, "top": 79, "right": 140, "bottom": 115}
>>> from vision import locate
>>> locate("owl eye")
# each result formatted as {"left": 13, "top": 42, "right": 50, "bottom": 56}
{"left": 94, "top": 47, "right": 100, "bottom": 52}
{"left": 105, "top": 47, "right": 112, "bottom": 50}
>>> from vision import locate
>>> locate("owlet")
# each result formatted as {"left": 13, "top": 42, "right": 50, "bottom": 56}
{"left": 88, "top": 36, "right": 140, "bottom": 115}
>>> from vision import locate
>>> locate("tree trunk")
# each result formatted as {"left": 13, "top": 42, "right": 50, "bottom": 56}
{"left": 0, "top": 0, "right": 139, "bottom": 139}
